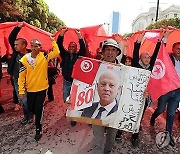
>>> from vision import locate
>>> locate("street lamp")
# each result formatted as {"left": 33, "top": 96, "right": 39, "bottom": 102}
{"left": 155, "top": 0, "right": 160, "bottom": 22}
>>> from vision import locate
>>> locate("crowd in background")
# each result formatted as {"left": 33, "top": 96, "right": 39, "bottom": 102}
{"left": 0, "top": 22, "right": 180, "bottom": 153}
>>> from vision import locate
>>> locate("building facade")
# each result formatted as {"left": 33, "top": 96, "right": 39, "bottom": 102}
{"left": 132, "top": 5, "right": 180, "bottom": 32}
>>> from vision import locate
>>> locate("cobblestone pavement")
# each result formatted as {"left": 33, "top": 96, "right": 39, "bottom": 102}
{"left": 0, "top": 75, "right": 180, "bottom": 154}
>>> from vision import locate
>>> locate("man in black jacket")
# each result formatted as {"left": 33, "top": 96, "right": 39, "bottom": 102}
{"left": 8, "top": 22, "right": 32, "bottom": 124}
{"left": 57, "top": 26, "right": 86, "bottom": 126}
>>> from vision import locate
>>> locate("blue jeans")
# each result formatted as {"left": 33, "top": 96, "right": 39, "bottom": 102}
{"left": 63, "top": 79, "right": 72, "bottom": 102}
{"left": 152, "top": 88, "right": 180, "bottom": 134}
{"left": 13, "top": 78, "right": 30, "bottom": 117}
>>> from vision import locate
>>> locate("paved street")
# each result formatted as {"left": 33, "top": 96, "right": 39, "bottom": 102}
{"left": 0, "top": 74, "right": 180, "bottom": 154}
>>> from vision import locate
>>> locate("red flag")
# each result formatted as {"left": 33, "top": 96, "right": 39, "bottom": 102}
{"left": 147, "top": 43, "right": 180, "bottom": 102}
{"left": 72, "top": 57, "right": 100, "bottom": 84}
{"left": 0, "top": 22, "right": 53, "bottom": 55}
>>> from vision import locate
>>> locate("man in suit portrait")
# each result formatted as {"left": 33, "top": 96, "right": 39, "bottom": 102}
{"left": 81, "top": 70, "right": 121, "bottom": 120}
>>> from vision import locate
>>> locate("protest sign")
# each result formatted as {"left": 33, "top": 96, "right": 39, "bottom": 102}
{"left": 67, "top": 57, "right": 151, "bottom": 133}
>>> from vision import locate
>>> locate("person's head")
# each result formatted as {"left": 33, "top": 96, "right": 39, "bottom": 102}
{"left": 140, "top": 52, "right": 151, "bottom": 66}
{"left": 30, "top": 39, "right": 42, "bottom": 54}
{"left": 68, "top": 42, "right": 77, "bottom": 54}
{"left": 97, "top": 71, "right": 120, "bottom": 106}
{"left": 125, "top": 56, "right": 132, "bottom": 66}
{"left": 14, "top": 38, "right": 27, "bottom": 53}
{"left": 172, "top": 42, "right": 180, "bottom": 60}
{"left": 101, "top": 39, "right": 121, "bottom": 63}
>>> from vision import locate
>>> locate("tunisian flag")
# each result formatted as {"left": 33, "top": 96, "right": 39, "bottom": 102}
{"left": 147, "top": 43, "right": 180, "bottom": 102}
{"left": 72, "top": 57, "right": 101, "bottom": 85}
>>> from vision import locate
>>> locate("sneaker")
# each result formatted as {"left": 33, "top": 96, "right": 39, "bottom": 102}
{"left": 21, "top": 116, "right": 29, "bottom": 125}
{"left": 70, "top": 121, "right": 77, "bottom": 127}
{"left": 131, "top": 138, "right": 139, "bottom": 148}
{"left": 34, "top": 129, "right": 42, "bottom": 141}
{"left": 115, "top": 130, "right": 122, "bottom": 142}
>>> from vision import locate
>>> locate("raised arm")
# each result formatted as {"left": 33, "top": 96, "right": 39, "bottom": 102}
{"left": 132, "top": 31, "right": 145, "bottom": 67}
{"left": 8, "top": 22, "right": 24, "bottom": 52}
{"left": 75, "top": 29, "right": 86, "bottom": 56}
{"left": 57, "top": 26, "right": 68, "bottom": 58}
{"left": 150, "top": 29, "right": 173, "bottom": 70}
{"left": 47, "top": 36, "right": 60, "bottom": 61}
{"left": 120, "top": 40, "right": 129, "bottom": 64}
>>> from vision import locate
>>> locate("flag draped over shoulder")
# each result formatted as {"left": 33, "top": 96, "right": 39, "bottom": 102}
{"left": 71, "top": 57, "right": 100, "bottom": 85}
{"left": 147, "top": 43, "right": 180, "bottom": 102}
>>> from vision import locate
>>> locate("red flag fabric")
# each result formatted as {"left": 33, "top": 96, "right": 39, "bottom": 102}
{"left": 0, "top": 22, "right": 52, "bottom": 55}
{"left": 165, "top": 29, "right": 180, "bottom": 52}
{"left": 147, "top": 43, "right": 180, "bottom": 102}
{"left": 85, "top": 35, "right": 110, "bottom": 57}
{"left": 54, "top": 25, "right": 108, "bottom": 57}
{"left": 54, "top": 28, "right": 81, "bottom": 51}
{"left": 72, "top": 57, "right": 100, "bottom": 84}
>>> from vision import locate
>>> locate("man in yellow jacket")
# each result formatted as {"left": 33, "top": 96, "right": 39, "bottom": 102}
{"left": 18, "top": 36, "right": 60, "bottom": 141}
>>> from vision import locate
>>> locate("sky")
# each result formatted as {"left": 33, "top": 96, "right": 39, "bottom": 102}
{"left": 44, "top": 0, "right": 180, "bottom": 35}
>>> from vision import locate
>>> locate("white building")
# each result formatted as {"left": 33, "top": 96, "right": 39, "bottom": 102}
{"left": 132, "top": 5, "right": 180, "bottom": 33}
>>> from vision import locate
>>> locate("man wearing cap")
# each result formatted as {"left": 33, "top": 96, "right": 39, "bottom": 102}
{"left": 92, "top": 38, "right": 121, "bottom": 154}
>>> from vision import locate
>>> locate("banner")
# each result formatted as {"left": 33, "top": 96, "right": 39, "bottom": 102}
{"left": 67, "top": 57, "right": 151, "bottom": 133}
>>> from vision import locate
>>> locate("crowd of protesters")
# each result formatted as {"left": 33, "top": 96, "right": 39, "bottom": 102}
{"left": 0, "top": 22, "right": 180, "bottom": 154}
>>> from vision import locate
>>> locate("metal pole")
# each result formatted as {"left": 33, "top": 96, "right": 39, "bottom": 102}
{"left": 155, "top": 0, "right": 159, "bottom": 22}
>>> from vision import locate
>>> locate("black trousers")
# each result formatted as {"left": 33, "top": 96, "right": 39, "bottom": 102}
{"left": 47, "top": 84, "right": 54, "bottom": 101}
{"left": 27, "top": 89, "right": 47, "bottom": 130}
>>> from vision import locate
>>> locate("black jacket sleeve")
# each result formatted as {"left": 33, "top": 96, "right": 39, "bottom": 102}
{"left": 7, "top": 26, "right": 21, "bottom": 75}
{"left": 8, "top": 26, "right": 21, "bottom": 52}
{"left": 149, "top": 41, "right": 161, "bottom": 71}
{"left": 77, "top": 39, "right": 86, "bottom": 56}
{"left": 57, "top": 35, "right": 66, "bottom": 58}
{"left": 132, "top": 41, "right": 141, "bottom": 67}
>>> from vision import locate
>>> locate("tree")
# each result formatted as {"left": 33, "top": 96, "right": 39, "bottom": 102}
{"left": 146, "top": 17, "right": 180, "bottom": 30}
{"left": 0, "top": 0, "right": 65, "bottom": 33}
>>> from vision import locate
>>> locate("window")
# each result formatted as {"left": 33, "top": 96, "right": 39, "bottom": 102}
{"left": 174, "top": 13, "right": 177, "bottom": 17}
